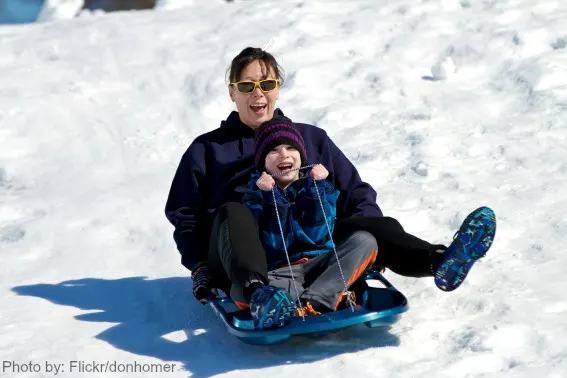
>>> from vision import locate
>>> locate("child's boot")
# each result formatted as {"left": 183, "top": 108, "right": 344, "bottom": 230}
{"left": 249, "top": 285, "right": 296, "bottom": 329}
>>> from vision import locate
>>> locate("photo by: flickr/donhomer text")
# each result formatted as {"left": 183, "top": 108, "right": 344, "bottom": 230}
{"left": 2, "top": 360, "right": 178, "bottom": 375}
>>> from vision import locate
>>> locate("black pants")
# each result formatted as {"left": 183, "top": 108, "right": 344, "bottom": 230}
{"left": 334, "top": 216, "right": 446, "bottom": 277}
{"left": 208, "top": 202, "right": 268, "bottom": 304}
{"left": 208, "top": 202, "right": 446, "bottom": 305}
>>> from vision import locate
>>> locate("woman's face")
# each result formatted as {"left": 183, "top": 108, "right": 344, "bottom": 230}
{"left": 264, "top": 144, "right": 301, "bottom": 188}
{"left": 229, "top": 60, "right": 280, "bottom": 129}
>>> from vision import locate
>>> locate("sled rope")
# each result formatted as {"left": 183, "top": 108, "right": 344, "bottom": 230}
{"left": 270, "top": 165, "right": 355, "bottom": 318}
{"left": 270, "top": 164, "right": 318, "bottom": 177}
{"left": 313, "top": 180, "right": 355, "bottom": 312}
{"left": 271, "top": 188, "right": 306, "bottom": 321}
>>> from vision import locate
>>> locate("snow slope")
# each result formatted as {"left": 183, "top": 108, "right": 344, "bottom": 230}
{"left": 1, "top": 0, "right": 566, "bottom": 377}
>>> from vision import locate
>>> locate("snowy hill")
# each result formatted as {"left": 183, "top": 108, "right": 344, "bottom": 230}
{"left": 1, "top": 0, "right": 566, "bottom": 377}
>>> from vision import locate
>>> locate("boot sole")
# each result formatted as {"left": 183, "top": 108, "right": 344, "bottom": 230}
{"left": 434, "top": 207, "right": 496, "bottom": 291}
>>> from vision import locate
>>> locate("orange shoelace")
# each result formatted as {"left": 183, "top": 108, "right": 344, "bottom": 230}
{"left": 296, "top": 302, "right": 321, "bottom": 316}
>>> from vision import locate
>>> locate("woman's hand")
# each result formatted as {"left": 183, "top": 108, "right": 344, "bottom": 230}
{"left": 310, "top": 164, "right": 329, "bottom": 181}
{"left": 256, "top": 172, "right": 276, "bottom": 191}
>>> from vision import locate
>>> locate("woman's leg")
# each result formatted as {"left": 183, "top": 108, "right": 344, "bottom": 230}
{"left": 208, "top": 202, "right": 269, "bottom": 305}
{"left": 335, "top": 216, "right": 446, "bottom": 277}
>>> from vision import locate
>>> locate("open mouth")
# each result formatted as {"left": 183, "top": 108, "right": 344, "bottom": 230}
{"left": 277, "top": 163, "right": 293, "bottom": 171}
{"left": 250, "top": 104, "right": 267, "bottom": 114}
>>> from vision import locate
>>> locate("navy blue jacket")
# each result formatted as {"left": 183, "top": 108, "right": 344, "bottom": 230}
{"left": 243, "top": 172, "right": 340, "bottom": 270}
{"left": 165, "top": 109, "right": 383, "bottom": 271}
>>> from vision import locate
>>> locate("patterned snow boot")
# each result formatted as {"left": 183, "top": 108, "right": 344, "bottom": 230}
{"left": 434, "top": 206, "right": 496, "bottom": 291}
{"left": 249, "top": 285, "right": 296, "bottom": 330}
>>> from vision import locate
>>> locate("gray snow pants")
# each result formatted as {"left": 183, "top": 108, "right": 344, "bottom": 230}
{"left": 268, "top": 230, "right": 378, "bottom": 310}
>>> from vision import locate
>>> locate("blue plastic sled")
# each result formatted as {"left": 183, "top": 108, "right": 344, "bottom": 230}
{"left": 208, "top": 269, "right": 409, "bottom": 345}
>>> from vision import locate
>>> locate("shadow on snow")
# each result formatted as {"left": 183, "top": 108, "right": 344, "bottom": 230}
{"left": 13, "top": 276, "right": 400, "bottom": 377}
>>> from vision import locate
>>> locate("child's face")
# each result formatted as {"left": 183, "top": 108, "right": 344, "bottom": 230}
{"left": 264, "top": 144, "right": 301, "bottom": 188}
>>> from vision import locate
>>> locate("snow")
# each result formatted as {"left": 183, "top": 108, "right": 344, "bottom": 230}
{"left": 36, "top": 0, "right": 85, "bottom": 23}
{"left": 1, "top": 0, "right": 567, "bottom": 377}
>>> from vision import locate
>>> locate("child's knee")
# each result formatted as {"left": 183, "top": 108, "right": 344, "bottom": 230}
{"left": 349, "top": 230, "right": 378, "bottom": 253}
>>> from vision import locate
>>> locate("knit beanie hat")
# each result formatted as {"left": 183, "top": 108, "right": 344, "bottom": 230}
{"left": 253, "top": 116, "right": 308, "bottom": 172}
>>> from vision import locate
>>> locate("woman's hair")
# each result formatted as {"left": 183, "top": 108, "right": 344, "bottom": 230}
{"left": 227, "top": 47, "right": 285, "bottom": 84}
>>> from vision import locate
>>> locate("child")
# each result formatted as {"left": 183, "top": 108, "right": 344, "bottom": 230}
{"left": 242, "top": 118, "right": 381, "bottom": 330}
{"left": 240, "top": 117, "right": 496, "bottom": 330}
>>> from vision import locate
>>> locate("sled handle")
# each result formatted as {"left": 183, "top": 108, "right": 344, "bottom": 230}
{"left": 365, "top": 269, "right": 395, "bottom": 289}
{"left": 207, "top": 296, "right": 231, "bottom": 317}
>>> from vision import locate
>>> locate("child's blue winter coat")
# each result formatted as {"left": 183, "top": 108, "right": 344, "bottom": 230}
{"left": 243, "top": 172, "right": 340, "bottom": 270}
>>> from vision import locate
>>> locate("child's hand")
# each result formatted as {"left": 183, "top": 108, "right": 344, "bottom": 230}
{"left": 256, "top": 172, "right": 276, "bottom": 191}
{"left": 311, "top": 164, "right": 329, "bottom": 181}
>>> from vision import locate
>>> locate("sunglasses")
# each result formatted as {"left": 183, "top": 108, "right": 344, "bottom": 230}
{"left": 230, "top": 79, "right": 280, "bottom": 94}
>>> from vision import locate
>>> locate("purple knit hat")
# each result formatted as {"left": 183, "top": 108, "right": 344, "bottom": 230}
{"left": 253, "top": 116, "right": 308, "bottom": 171}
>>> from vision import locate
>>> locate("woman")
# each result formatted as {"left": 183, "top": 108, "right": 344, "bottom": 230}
{"left": 164, "top": 47, "right": 496, "bottom": 328}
